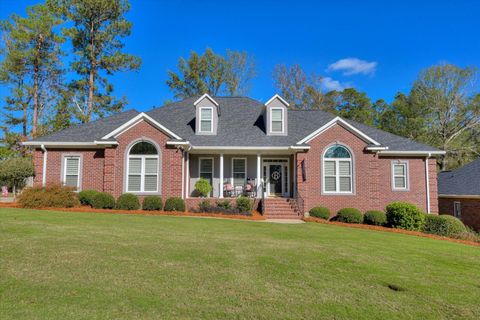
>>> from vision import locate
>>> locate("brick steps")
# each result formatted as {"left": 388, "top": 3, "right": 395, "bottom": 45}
{"left": 263, "top": 198, "right": 302, "bottom": 219}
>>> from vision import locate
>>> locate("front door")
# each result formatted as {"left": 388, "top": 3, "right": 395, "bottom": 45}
{"left": 269, "top": 164, "right": 283, "bottom": 196}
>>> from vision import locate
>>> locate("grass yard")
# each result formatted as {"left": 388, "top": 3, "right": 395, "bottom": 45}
{"left": 1, "top": 208, "right": 479, "bottom": 319}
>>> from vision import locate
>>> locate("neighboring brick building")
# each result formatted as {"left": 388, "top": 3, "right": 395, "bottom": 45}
{"left": 25, "top": 94, "right": 444, "bottom": 219}
{"left": 438, "top": 159, "right": 480, "bottom": 231}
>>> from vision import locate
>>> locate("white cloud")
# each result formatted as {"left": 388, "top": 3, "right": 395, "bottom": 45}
{"left": 327, "top": 58, "right": 377, "bottom": 76}
{"left": 321, "top": 77, "right": 351, "bottom": 91}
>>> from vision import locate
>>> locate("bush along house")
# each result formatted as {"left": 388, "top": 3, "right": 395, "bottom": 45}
{"left": 23, "top": 94, "right": 444, "bottom": 219}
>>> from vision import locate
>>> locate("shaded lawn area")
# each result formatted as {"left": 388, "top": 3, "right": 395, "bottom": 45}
{"left": 0, "top": 208, "right": 479, "bottom": 319}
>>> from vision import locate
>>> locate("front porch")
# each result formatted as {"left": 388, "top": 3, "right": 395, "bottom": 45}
{"left": 185, "top": 153, "right": 295, "bottom": 199}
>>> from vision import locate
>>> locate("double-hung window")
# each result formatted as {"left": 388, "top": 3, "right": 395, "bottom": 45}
{"left": 232, "top": 158, "right": 246, "bottom": 187}
{"left": 270, "top": 108, "right": 284, "bottom": 133}
{"left": 453, "top": 201, "right": 461, "bottom": 219}
{"left": 323, "top": 145, "right": 353, "bottom": 194}
{"left": 63, "top": 156, "right": 80, "bottom": 189}
{"left": 127, "top": 142, "right": 159, "bottom": 193}
{"left": 199, "top": 107, "right": 213, "bottom": 132}
{"left": 392, "top": 162, "right": 408, "bottom": 190}
{"left": 199, "top": 158, "right": 214, "bottom": 196}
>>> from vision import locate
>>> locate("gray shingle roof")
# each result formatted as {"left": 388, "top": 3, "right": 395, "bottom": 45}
{"left": 31, "top": 96, "right": 441, "bottom": 152}
{"left": 438, "top": 159, "right": 480, "bottom": 196}
{"left": 31, "top": 109, "right": 139, "bottom": 142}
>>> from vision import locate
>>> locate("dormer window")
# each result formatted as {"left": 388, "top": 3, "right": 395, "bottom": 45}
{"left": 199, "top": 106, "right": 213, "bottom": 133}
{"left": 271, "top": 108, "right": 284, "bottom": 133}
{"left": 265, "top": 94, "right": 289, "bottom": 136}
{"left": 194, "top": 93, "right": 218, "bottom": 135}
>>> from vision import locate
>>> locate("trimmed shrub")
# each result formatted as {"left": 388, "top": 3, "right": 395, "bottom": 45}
{"left": 198, "top": 200, "right": 211, "bottom": 212}
{"left": 18, "top": 184, "right": 79, "bottom": 208}
{"left": 309, "top": 207, "right": 330, "bottom": 220}
{"left": 164, "top": 197, "right": 186, "bottom": 212}
{"left": 216, "top": 200, "right": 232, "bottom": 210}
{"left": 142, "top": 196, "right": 162, "bottom": 211}
{"left": 116, "top": 193, "right": 140, "bottom": 210}
{"left": 364, "top": 210, "right": 387, "bottom": 226}
{"left": 91, "top": 192, "right": 116, "bottom": 209}
{"left": 336, "top": 208, "right": 363, "bottom": 224}
{"left": 423, "top": 214, "right": 467, "bottom": 237}
{"left": 236, "top": 196, "right": 252, "bottom": 213}
{"left": 78, "top": 189, "right": 100, "bottom": 207}
{"left": 386, "top": 202, "right": 424, "bottom": 231}
{"left": 194, "top": 178, "right": 212, "bottom": 197}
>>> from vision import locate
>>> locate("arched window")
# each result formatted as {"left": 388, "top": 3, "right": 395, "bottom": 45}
{"left": 126, "top": 141, "right": 159, "bottom": 192}
{"left": 323, "top": 145, "right": 353, "bottom": 194}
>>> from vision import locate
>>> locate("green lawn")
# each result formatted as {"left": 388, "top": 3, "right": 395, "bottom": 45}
{"left": 0, "top": 208, "right": 479, "bottom": 319}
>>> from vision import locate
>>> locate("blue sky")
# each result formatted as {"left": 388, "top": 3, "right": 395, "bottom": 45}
{"left": 1, "top": 0, "right": 480, "bottom": 113}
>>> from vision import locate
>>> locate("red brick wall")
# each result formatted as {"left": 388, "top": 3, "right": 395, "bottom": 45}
{"left": 297, "top": 123, "right": 439, "bottom": 216}
{"left": 439, "top": 198, "right": 480, "bottom": 231}
{"left": 33, "top": 148, "right": 105, "bottom": 191}
{"left": 108, "top": 120, "right": 184, "bottom": 198}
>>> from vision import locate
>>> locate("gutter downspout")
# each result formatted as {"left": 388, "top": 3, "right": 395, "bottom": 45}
{"left": 425, "top": 153, "right": 431, "bottom": 214}
{"left": 181, "top": 149, "right": 185, "bottom": 199}
{"left": 41, "top": 144, "right": 47, "bottom": 187}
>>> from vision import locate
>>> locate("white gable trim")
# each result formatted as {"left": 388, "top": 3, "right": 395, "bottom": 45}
{"left": 265, "top": 94, "right": 290, "bottom": 107}
{"left": 194, "top": 93, "right": 219, "bottom": 107}
{"left": 102, "top": 112, "right": 182, "bottom": 140}
{"left": 297, "top": 117, "right": 381, "bottom": 146}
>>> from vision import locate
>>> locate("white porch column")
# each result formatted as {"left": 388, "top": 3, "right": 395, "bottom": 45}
{"left": 256, "top": 154, "right": 261, "bottom": 198}
{"left": 185, "top": 152, "right": 189, "bottom": 198}
{"left": 219, "top": 153, "right": 224, "bottom": 198}
{"left": 181, "top": 151, "right": 185, "bottom": 199}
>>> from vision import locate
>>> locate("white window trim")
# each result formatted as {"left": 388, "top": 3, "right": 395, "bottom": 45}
{"left": 270, "top": 107, "right": 285, "bottom": 134}
{"left": 63, "top": 156, "right": 81, "bottom": 190}
{"left": 322, "top": 146, "right": 354, "bottom": 195}
{"left": 231, "top": 157, "right": 247, "bottom": 187}
{"left": 199, "top": 106, "right": 214, "bottom": 133}
{"left": 391, "top": 161, "right": 409, "bottom": 191}
{"left": 453, "top": 201, "right": 462, "bottom": 219}
{"left": 126, "top": 142, "right": 159, "bottom": 193}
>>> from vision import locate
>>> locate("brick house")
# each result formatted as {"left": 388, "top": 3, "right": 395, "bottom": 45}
{"left": 438, "top": 159, "right": 480, "bottom": 231}
{"left": 24, "top": 94, "right": 444, "bottom": 219}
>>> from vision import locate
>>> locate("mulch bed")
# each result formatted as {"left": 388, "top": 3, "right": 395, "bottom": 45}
{"left": 305, "top": 217, "right": 480, "bottom": 247}
{"left": 0, "top": 202, "right": 266, "bottom": 221}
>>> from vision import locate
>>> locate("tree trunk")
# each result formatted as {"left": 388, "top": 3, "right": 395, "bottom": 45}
{"left": 22, "top": 103, "right": 28, "bottom": 137}
{"left": 87, "top": 68, "right": 94, "bottom": 122}
{"left": 86, "top": 23, "right": 95, "bottom": 123}
{"left": 32, "top": 35, "right": 43, "bottom": 138}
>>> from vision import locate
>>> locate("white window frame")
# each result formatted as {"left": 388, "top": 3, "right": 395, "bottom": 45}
{"left": 270, "top": 107, "right": 284, "bottom": 133}
{"left": 126, "top": 143, "right": 159, "bottom": 193}
{"left": 322, "top": 146, "right": 353, "bottom": 194}
{"left": 231, "top": 157, "right": 247, "bottom": 187}
{"left": 199, "top": 106, "right": 213, "bottom": 133}
{"left": 453, "top": 201, "right": 461, "bottom": 219}
{"left": 63, "top": 156, "right": 81, "bottom": 190}
{"left": 391, "top": 161, "right": 409, "bottom": 191}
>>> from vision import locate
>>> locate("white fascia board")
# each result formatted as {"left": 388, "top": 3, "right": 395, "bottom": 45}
{"left": 22, "top": 141, "right": 118, "bottom": 148}
{"left": 377, "top": 150, "right": 446, "bottom": 156}
{"left": 101, "top": 112, "right": 182, "bottom": 140}
{"left": 297, "top": 117, "right": 381, "bottom": 146}
{"left": 265, "top": 94, "right": 290, "bottom": 107}
{"left": 193, "top": 93, "right": 219, "bottom": 107}
{"left": 289, "top": 145, "right": 311, "bottom": 150}
{"left": 365, "top": 146, "right": 389, "bottom": 151}
{"left": 192, "top": 146, "right": 291, "bottom": 151}
{"left": 166, "top": 141, "right": 190, "bottom": 145}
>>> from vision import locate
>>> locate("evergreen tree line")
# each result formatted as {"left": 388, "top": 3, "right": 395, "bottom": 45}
{"left": 1, "top": 1, "right": 479, "bottom": 170}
